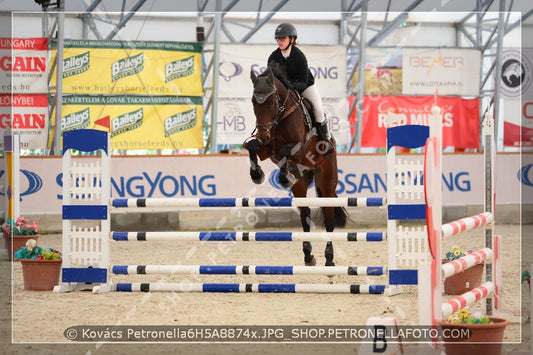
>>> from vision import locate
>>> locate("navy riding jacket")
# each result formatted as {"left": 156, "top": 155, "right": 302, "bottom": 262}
{"left": 267, "top": 46, "right": 314, "bottom": 93}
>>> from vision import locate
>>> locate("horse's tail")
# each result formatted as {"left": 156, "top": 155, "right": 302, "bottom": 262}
{"left": 316, "top": 187, "right": 348, "bottom": 228}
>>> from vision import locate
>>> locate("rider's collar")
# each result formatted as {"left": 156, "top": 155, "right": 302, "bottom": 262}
{"left": 281, "top": 46, "right": 291, "bottom": 58}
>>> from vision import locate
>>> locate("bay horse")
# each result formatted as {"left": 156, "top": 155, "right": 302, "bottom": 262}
{"left": 246, "top": 66, "right": 347, "bottom": 267}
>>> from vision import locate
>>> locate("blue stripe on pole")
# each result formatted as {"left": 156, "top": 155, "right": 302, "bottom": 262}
{"left": 366, "top": 233, "right": 384, "bottom": 242}
{"left": 113, "top": 265, "right": 129, "bottom": 274}
{"left": 199, "top": 266, "right": 237, "bottom": 274}
{"left": 366, "top": 267, "right": 385, "bottom": 276}
{"left": 255, "top": 198, "right": 293, "bottom": 206}
{"left": 254, "top": 232, "right": 292, "bottom": 241}
{"left": 199, "top": 232, "right": 236, "bottom": 241}
{"left": 369, "top": 285, "right": 386, "bottom": 294}
{"left": 202, "top": 283, "right": 241, "bottom": 292}
{"left": 258, "top": 284, "right": 296, "bottom": 293}
{"left": 198, "top": 198, "right": 236, "bottom": 207}
{"left": 255, "top": 266, "right": 293, "bottom": 275}
{"left": 388, "top": 204, "right": 426, "bottom": 220}
{"left": 112, "top": 232, "right": 128, "bottom": 241}
{"left": 366, "top": 198, "right": 384, "bottom": 207}
{"left": 63, "top": 205, "right": 107, "bottom": 220}
{"left": 112, "top": 199, "right": 128, "bottom": 208}
{"left": 116, "top": 283, "right": 133, "bottom": 292}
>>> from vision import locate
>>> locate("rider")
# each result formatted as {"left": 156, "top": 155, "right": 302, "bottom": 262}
{"left": 245, "top": 22, "right": 332, "bottom": 153}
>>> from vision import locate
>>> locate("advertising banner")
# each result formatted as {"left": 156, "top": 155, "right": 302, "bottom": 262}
{"left": 218, "top": 44, "right": 346, "bottom": 97}
{"left": 402, "top": 48, "right": 480, "bottom": 96}
{"left": 217, "top": 44, "right": 348, "bottom": 145}
{"left": 216, "top": 97, "right": 349, "bottom": 145}
{"left": 0, "top": 37, "right": 48, "bottom": 94}
{"left": 499, "top": 48, "right": 533, "bottom": 99}
{"left": 501, "top": 48, "right": 533, "bottom": 147}
{"left": 503, "top": 98, "right": 533, "bottom": 147}
{"left": 0, "top": 93, "right": 49, "bottom": 149}
{"left": 61, "top": 95, "right": 203, "bottom": 150}
{"left": 348, "top": 95, "right": 480, "bottom": 149}
{"left": 352, "top": 47, "right": 403, "bottom": 96}
{"left": 52, "top": 40, "right": 203, "bottom": 96}
{"left": 12, "top": 153, "right": 526, "bottom": 215}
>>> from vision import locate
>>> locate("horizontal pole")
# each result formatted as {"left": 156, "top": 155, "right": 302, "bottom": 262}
{"left": 115, "top": 283, "right": 386, "bottom": 294}
{"left": 441, "top": 281, "right": 494, "bottom": 319}
{"left": 441, "top": 248, "right": 493, "bottom": 279}
{"left": 112, "top": 197, "right": 385, "bottom": 208}
{"left": 441, "top": 212, "right": 493, "bottom": 238}
{"left": 112, "top": 265, "right": 386, "bottom": 276}
{"left": 111, "top": 231, "right": 386, "bottom": 242}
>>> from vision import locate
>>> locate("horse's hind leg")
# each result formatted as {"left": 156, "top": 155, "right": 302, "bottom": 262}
{"left": 299, "top": 206, "right": 316, "bottom": 266}
{"left": 324, "top": 241, "right": 334, "bottom": 266}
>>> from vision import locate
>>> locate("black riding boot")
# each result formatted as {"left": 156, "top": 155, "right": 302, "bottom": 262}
{"left": 315, "top": 120, "right": 332, "bottom": 154}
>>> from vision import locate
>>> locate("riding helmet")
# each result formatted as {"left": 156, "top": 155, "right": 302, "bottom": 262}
{"left": 274, "top": 23, "right": 297, "bottom": 38}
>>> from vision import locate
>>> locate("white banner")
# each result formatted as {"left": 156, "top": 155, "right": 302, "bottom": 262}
{"left": 216, "top": 97, "right": 349, "bottom": 145}
{"left": 0, "top": 37, "right": 48, "bottom": 94}
{"left": 402, "top": 48, "right": 480, "bottom": 96}
{"left": 218, "top": 44, "right": 346, "bottom": 98}
{"left": 9, "top": 153, "right": 527, "bottom": 215}
{"left": 500, "top": 48, "right": 533, "bottom": 99}
{"left": 0, "top": 94, "right": 49, "bottom": 150}
{"left": 217, "top": 44, "right": 348, "bottom": 145}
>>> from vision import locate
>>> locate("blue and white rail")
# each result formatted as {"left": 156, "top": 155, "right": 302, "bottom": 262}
{"left": 112, "top": 265, "right": 386, "bottom": 276}
{"left": 112, "top": 197, "right": 385, "bottom": 208}
{"left": 115, "top": 282, "right": 386, "bottom": 294}
{"left": 111, "top": 231, "right": 386, "bottom": 242}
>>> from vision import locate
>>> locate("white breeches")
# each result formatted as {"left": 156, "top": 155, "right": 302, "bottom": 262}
{"left": 302, "top": 84, "right": 325, "bottom": 123}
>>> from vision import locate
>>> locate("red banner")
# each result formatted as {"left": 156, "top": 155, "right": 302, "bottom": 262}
{"left": 349, "top": 96, "right": 480, "bottom": 149}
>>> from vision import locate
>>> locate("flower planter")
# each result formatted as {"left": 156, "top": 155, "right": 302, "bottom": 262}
{"left": 443, "top": 260, "right": 484, "bottom": 295}
{"left": 439, "top": 317, "right": 510, "bottom": 355}
{"left": 20, "top": 258, "right": 62, "bottom": 291}
{"left": 4, "top": 234, "right": 40, "bottom": 261}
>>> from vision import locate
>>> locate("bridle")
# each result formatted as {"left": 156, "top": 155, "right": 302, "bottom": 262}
{"left": 252, "top": 81, "right": 300, "bottom": 137}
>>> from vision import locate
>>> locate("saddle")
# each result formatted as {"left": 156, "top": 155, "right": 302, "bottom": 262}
{"left": 290, "top": 89, "right": 313, "bottom": 131}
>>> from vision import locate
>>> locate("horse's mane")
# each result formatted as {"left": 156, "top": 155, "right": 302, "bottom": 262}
{"left": 260, "top": 62, "right": 293, "bottom": 91}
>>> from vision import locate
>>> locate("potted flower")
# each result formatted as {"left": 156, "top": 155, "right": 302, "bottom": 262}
{"left": 16, "top": 239, "right": 62, "bottom": 291}
{"left": 443, "top": 245, "right": 484, "bottom": 295}
{"left": 439, "top": 308, "right": 510, "bottom": 355}
{"left": 2, "top": 216, "right": 40, "bottom": 261}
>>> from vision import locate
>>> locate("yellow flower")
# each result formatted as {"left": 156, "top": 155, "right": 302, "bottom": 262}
{"left": 458, "top": 308, "right": 470, "bottom": 320}
{"left": 454, "top": 250, "right": 461, "bottom": 257}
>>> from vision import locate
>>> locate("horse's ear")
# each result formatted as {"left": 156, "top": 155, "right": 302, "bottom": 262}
{"left": 250, "top": 70, "right": 257, "bottom": 84}
{"left": 266, "top": 67, "right": 274, "bottom": 84}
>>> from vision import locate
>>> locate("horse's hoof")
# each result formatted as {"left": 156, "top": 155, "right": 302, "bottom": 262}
{"left": 250, "top": 169, "right": 265, "bottom": 184}
{"left": 280, "top": 173, "right": 296, "bottom": 189}
{"left": 325, "top": 260, "right": 335, "bottom": 267}
{"left": 305, "top": 256, "right": 316, "bottom": 266}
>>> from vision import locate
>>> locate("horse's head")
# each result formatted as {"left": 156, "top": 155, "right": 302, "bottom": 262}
{"left": 250, "top": 68, "right": 277, "bottom": 144}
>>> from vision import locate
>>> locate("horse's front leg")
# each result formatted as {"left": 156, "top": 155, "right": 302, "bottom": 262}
{"left": 277, "top": 144, "right": 296, "bottom": 189}
{"left": 244, "top": 138, "right": 265, "bottom": 184}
